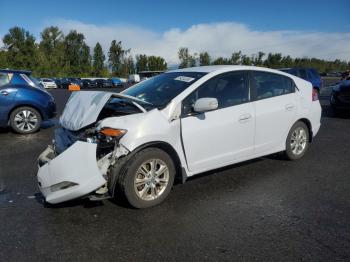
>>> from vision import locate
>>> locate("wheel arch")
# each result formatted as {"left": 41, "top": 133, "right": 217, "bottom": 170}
{"left": 296, "top": 118, "right": 313, "bottom": 142}
{"left": 110, "top": 141, "right": 187, "bottom": 197}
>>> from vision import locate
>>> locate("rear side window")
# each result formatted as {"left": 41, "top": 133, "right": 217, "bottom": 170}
{"left": 0, "top": 73, "right": 11, "bottom": 87}
{"left": 251, "top": 71, "right": 295, "bottom": 100}
{"left": 182, "top": 71, "right": 249, "bottom": 114}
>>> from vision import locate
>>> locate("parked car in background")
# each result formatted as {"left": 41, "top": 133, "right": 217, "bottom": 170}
{"left": 54, "top": 78, "right": 64, "bottom": 88}
{"left": 128, "top": 74, "right": 140, "bottom": 84}
{"left": 330, "top": 80, "right": 350, "bottom": 115}
{"left": 37, "top": 65, "right": 321, "bottom": 208}
{"left": 67, "top": 78, "right": 83, "bottom": 88}
{"left": 40, "top": 78, "right": 57, "bottom": 89}
{"left": 81, "top": 79, "right": 98, "bottom": 89}
{"left": 0, "top": 69, "right": 56, "bottom": 134}
{"left": 279, "top": 68, "right": 322, "bottom": 93}
{"left": 55, "top": 78, "right": 70, "bottom": 89}
{"left": 341, "top": 70, "right": 350, "bottom": 81}
{"left": 95, "top": 78, "right": 113, "bottom": 88}
{"left": 111, "top": 77, "right": 123, "bottom": 87}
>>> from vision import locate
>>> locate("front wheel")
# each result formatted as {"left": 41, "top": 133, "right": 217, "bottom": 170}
{"left": 114, "top": 148, "right": 175, "bottom": 208}
{"left": 284, "top": 121, "right": 310, "bottom": 160}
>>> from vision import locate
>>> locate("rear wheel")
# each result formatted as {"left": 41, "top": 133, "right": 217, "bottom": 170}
{"left": 284, "top": 121, "right": 310, "bottom": 160}
{"left": 114, "top": 147, "right": 175, "bottom": 208}
{"left": 10, "top": 107, "right": 42, "bottom": 134}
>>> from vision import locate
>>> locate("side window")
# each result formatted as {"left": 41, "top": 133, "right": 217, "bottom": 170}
{"left": 0, "top": 73, "right": 11, "bottom": 87}
{"left": 252, "top": 71, "right": 295, "bottom": 100}
{"left": 182, "top": 71, "right": 249, "bottom": 115}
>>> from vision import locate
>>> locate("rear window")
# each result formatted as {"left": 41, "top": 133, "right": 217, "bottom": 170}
{"left": 252, "top": 71, "right": 295, "bottom": 100}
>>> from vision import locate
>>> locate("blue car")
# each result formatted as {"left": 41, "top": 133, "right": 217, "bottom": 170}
{"left": 0, "top": 69, "right": 56, "bottom": 134}
{"left": 279, "top": 67, "right": 323, "bottom": 93}
{"left": 111, "top": 77, "right": 123, "bottom": 87}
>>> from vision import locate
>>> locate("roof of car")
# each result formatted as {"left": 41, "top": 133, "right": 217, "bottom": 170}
{"left": 170, "top": 65, "right": 287, "bottom": 74}
{"left": 0, "top": 69, "right": 31, "bottom": 74}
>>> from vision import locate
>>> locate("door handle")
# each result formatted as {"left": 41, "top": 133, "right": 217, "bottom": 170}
{"left": 1, "top": 90, "right": 9, "bottom": 96}
{"left": 285, "top": 104, "right": 295, "bottom": 111}
{"left": 239, "top": 113, "right": 252, "bottom": 122}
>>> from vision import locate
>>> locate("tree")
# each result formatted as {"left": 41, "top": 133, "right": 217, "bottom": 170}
{"left": 178, "top": 47, "right": 197, "bottom": 68}
{"left": 147, "top": 56, "right": 167, "bottom": 71}
{"left": 199, "top": 52, "right": 210, "bottom": 66}
{"left": 108, "top": 40, "right": 130, "bottom": 76}
{"left": 240, "top": 54, "right": 251, "bottom": 65}
{"left": 2, "top": 27, "right": 38, "bottom": 70}
{"left": 136, "top": 54, "right": 148, "bottom": 72}
{"left": 211, "top": 57, "right": 231, "bottom": 65}
{"left": 79, "top": 43, "right": 92, "bottom": 76}
{"left": 38, "top": 26, "right": 64, "bottom": 76}
{"left": 92, "top": 42, "right": 105, "bottom": 76}
{"left": 264, "top": 53, "right": 283, "bottom": 68}
{"left": 230, "top": 51, "right": 242, "bottom": 65}
{"left": 178, "top": 47, "right": 190, "bottom": 68}
{"left": 116, "top": 55, "right": 134, "bottom": 77}
{"left": 0, "top": 49, "right": 7, "bottom": 68}
{"left": 252, "top": 51, "right": 265, "bottom": 66}
{"left": 62, "top": 30, "right": 91, "bottom": 76}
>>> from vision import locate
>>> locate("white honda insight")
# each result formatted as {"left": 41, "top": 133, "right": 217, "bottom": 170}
{"left": 37, "top": 66, "right": 321, "bottom": 208}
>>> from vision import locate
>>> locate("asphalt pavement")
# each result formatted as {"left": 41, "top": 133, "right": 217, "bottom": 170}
{"left": 0, "top": 80, "right": 349, "bottom": 261}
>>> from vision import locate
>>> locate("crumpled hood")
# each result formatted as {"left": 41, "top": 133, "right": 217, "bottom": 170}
{"left": 60, "top": 91, "right": 113, "bottom": 131}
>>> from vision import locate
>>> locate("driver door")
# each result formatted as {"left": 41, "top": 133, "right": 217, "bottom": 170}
{"left": 180, "top": 71, "right": 255, "bottom": 174}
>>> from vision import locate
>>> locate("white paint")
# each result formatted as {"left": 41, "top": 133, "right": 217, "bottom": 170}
{"left": 37, "top": 65, "right": 322, "bottom": 204}
{"left": 37, "top": 142, "right": 106, "bottom": 204}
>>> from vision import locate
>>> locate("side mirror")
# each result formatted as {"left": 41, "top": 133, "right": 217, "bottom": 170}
{"left": 193, "top": 97, "right": 218, "bottom": 113}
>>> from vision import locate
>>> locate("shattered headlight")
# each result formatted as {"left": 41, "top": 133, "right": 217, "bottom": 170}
{"left": 95, "top": 128, "right": 127, "bottom": 158}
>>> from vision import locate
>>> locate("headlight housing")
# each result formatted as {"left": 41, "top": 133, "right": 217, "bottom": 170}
{"left": 100, "top": 128, "right": 127, "bottom": 138}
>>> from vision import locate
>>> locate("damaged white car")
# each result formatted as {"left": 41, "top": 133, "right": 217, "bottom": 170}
{"left": 37, "top": 66, "right": 321, "bottom": 208}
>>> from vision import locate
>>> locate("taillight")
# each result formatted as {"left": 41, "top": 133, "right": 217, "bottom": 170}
{"left": 312, "top": 88, "right": 319, "bottom": 101}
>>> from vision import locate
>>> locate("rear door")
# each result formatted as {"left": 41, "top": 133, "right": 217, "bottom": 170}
{"left": 251, "top": 71, "right": 297, "bottom": 155}
{"left": 180, "top": 71, "right": 255, "bottom": 173}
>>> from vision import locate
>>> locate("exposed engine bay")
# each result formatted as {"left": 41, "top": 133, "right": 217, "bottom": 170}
{"left": 37, "top": 91, "right": 152, "bottom": 203}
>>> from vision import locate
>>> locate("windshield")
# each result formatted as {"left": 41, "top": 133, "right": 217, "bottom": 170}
{"left": 122, "top": 72, "right": 206, "bottom": 108}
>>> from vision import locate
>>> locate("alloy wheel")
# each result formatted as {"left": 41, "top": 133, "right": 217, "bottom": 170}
{"left": 290, "top": 127, "right": 307, "bottom": 155}
{"left": 134, "top": 159, "right": 170, "bottom": 201}
{"left": 14, "top": 110, "right": 38, "bottom": 132}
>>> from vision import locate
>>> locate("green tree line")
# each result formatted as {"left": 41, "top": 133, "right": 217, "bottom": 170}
{"left": 0, "top": 26, "right": 167, "bottom": 77}
{"left": 0, "top": 26, "right": 348, "bottom": 77}
{"left": 178, "top": 48, "right": 350, "bottom": 73}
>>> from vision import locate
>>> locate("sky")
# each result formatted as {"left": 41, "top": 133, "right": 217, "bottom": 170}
{"left": 0, "top": 0, "right": 349, "bottom": 64}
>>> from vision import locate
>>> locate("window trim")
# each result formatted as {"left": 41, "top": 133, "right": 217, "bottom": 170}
{"left": 248, "top": 70, "right": 297, "bottom": 102}
{"left": 181, "top": 70, "right": 251, "bottom": 117}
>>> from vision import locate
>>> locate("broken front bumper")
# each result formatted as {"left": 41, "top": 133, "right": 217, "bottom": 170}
{"left": 37, "top": 141, "right": 107, "bottom": 204}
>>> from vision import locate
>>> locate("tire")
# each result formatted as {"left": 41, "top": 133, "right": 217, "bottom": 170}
{"left": 113, "top": 147, "right": 176, "bottom": 208}
{"left": 9, "top": 106, "right": 42, "bottom": 134}
{"left": 284, "top": 121, "right": 310, "bottom": 160}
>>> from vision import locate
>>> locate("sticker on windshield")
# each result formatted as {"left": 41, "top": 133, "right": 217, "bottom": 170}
{"left": 174, "top": 76, "right": 195, "bottom": 83}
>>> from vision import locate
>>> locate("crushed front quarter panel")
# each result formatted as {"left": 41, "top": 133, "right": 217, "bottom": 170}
{"left": 37, "top": 141, "right": 106, "bottom": 204}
